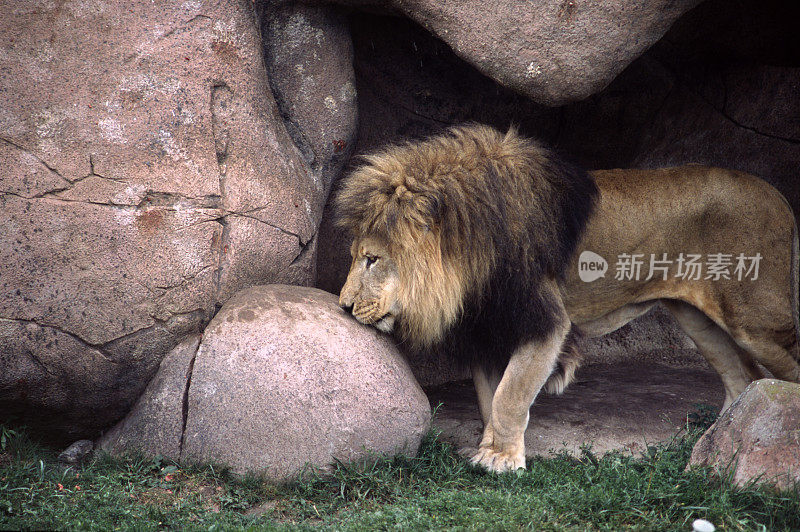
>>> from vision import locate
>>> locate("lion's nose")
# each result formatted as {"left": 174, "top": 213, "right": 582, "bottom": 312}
{"left": 339, "top": 284, "right": 356, "bottom": 312}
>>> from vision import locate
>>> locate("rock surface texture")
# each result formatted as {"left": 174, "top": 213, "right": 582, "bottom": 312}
{"left": 99, "top": 285, "right": 430, "bottom": 480}
{"left": 0, "top": 1, "right": 356, "bottom": 438}
{"left": 332, "top": 0, "right": 702, "bottom": 105}
{"left": 260, "top": 2, "right": 357, "bottom": 198}
{"left": 689, "top": 379, "right": 800, "bottom": 490}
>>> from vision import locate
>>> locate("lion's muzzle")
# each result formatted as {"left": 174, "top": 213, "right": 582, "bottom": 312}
{"left": 351, "top": 299, "right": 383, "bottom": 324}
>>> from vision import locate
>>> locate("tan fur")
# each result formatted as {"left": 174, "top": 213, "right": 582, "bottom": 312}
{"left": 564, "top": 166, "right": 800, "bottom": 407}
{"left": 337, "top": 125, "right": 800, "bottom": 472}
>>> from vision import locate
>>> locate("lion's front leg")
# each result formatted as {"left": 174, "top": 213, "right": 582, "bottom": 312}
{"left": 471, "top": 312, "right": 570, "bottom": 473}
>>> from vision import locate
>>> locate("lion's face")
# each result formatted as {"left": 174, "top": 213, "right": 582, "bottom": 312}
{"left": 339, "top": 236, "right": 401, "bottom": 334}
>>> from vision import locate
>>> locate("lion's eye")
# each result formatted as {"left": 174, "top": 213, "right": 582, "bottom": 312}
{"left": 365, "top": 255, "right": 378, "bottom": 267}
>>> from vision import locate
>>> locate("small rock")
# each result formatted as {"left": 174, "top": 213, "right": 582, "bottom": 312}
{"left": 57, "top": 440, "right": 94, "bottom": 464}
{"left": 689, "top": 379, "right": 800, "bottom": 490}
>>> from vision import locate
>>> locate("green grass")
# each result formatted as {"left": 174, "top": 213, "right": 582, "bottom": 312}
{"left": 1, "top": 412, "right": 798, "bottom": 531}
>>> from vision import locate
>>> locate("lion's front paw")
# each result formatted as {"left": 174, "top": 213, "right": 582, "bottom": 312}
{"left": 470, "top": 445, "right": 525, "bottom": 473}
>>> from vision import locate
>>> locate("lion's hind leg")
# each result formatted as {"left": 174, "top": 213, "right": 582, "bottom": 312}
{"left": 729, "top": 324, "right": 800, "bottom": 384}
{"left": 471, "top": 309, "right": 571, "bottom": 473}
{"left": 727, "top": 219, "right": 800, "bottom": 385}
{"left": 663, "top": 299, "right": 765, "bottom": 411}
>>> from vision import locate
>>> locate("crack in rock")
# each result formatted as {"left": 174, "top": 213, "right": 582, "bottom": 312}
{"left": 178, "top": 342, "right": 200, "bottom": 460}
{"left": 21, "top": 344, "right": 58, "bottom": 378}
{"left": 123, "top": 14, "right": 212, "bottom": 64}
{"left": 1, "top": 190, "right": 225, "bottom": 211}
{"left": 68, "top": 155, "right": 127, "bottom": 185}
{"left": 652, "top": 56, "right": 800, "bottom": 145}
{"left": 0, "top": 135, "right": 70, "bottom": 183}
{"left": 225, "top": 212, "right": 305, "bottom": 243}
{"left": 100, "top": 309, "right": 207, "bottom": 347}
{"left": 210, "top": 81, "right": 233, "bottom": 307}
{"left": 0, "top": 317, "right": 117, "bottom": 362}
{"left": 135, "top": 191, "right": 222, "bottom": 210}
{"left": 2, "top": 308, "right": 206, "bottom": 369}
{"left": 290, "top": 231, "right": 316, "bottom": 267}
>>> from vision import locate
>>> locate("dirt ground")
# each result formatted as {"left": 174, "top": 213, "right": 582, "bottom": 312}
{"left": 429, "top": 362, "right": 724, "bottom": 457}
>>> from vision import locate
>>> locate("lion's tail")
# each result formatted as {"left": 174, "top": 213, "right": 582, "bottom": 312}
{"left": 543, "top": 325, "right": 583, "bottom": 395}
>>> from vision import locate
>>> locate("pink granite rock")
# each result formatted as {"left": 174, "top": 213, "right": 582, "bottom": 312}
{"left": 99, "top": 285, "right": 430, "bottom": 480}
{"left": 689, "top": 379, "right": 800, "bottom": 490}
{"left": 182, "top": 284, "right": 430, "bottom": 479}
{"left": 0, "top": 1, "right": 355, "bottom": 438}
{"left": 97, "top": 335, "right": 202, "bottom": 459}
{"left": 332, "top": 0, "right": 701, "bottom": 105}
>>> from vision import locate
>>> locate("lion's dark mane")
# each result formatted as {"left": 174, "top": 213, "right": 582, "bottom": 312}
{"left": 440, "top": 140, "right": 596, "bottom": 369}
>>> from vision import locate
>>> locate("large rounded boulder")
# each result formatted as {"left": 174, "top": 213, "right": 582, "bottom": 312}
{"left": 330, "top": 0, "right": 701, "bottom": 105}
{"left": 99, "top": 285, "right": 431, "bottom": 480}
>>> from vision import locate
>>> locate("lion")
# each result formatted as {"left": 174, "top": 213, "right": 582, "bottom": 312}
{"left": 335, "top": 124, "right": 800, "bottom": 473}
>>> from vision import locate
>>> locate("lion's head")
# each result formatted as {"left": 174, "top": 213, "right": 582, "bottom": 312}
{"left": 337, "top": 225, "right": 468, "bottom": 349}
{"left": 333, "top": 128, "right": 500, "bottom": 349}
{"left": 335, "top": 124, "right": 596, "bottom": 352}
